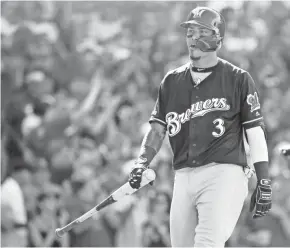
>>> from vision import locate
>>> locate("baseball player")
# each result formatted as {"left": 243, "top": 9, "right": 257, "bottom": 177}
{"left": 129, "top": 6, "right": 272, "bottom": 247}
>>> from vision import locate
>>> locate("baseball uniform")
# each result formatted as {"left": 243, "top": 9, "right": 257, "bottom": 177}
{"left": 149, "top": 58, "right": 264, "bottom": 247}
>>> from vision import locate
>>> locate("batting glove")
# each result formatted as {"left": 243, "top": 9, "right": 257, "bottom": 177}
{"left": 129, "top": 164, "right": 154, "bottom": 189}
{"left": 250, "top": 179, "right": 272, "bottom": 218}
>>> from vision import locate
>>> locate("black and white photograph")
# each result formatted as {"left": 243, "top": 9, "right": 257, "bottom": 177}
{"left": 1, "top": 0, "right": 290, "bottom": 247}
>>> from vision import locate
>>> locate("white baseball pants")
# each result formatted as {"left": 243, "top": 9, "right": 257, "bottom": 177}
{"left": 170, "top": 163, "right": 248, "bottom": 247}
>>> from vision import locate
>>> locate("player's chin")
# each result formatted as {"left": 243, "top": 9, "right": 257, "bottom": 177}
{"left": 190, "top": 55, "right": 202, "bottom": 61}
{"left": 189, "top": 48, "right": 203, "bottom": 60}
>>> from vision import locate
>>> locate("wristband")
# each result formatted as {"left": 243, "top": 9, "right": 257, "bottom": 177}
{"left": 253, "top": 161, "right": 269, "bottom": 181}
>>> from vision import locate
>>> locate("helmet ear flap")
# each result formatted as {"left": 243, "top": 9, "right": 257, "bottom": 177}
{"left": 216, "top": 38, "right": 223, "bottom": 50}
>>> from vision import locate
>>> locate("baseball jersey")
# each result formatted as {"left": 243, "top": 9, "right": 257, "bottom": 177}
{"left": 149, "top": 58, "right": 265, "bottom": 170}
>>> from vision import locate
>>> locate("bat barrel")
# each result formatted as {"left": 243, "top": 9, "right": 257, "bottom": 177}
{"left": 55, "top": 219, "right": 79, "bottom": 238}
{"left": 55, "top": 228, "right": 65, "bottom": 238}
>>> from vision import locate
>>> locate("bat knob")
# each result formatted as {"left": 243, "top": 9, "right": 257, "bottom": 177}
{"left": 143, "top": 169, "right": 156, "bottom": 183}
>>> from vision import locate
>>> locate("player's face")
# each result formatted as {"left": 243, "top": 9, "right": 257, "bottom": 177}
{"left": 186, "top": 25, "right": 214, "bottom": 60}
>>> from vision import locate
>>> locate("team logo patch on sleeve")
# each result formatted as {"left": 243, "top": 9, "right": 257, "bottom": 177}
{"left": 247, "top": 92, "right": 260, "bottom": 112}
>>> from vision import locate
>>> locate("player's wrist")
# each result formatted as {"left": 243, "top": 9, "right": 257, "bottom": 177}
{"left": 133, "top": 162, "right": 148, "bottom": 170}
{"left": 253, "top": 161, "right": 270, "bottom": 181}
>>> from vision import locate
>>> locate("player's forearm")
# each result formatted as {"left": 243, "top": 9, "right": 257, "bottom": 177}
{"left": 245, "top": 126, "right": 269, "bottom": 180}
{"left": 92, "top": 96, "right": 122, "bottom": 135}
{"left": 73, "top": 79, "right": 102, "bottom": 119}
{"left": 136, "top": 123, "right": 166, "bottom": 167}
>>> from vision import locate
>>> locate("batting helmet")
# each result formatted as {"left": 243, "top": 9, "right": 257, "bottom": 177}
{"left": 180, "top": 7, "right": 226, "bottom": 52}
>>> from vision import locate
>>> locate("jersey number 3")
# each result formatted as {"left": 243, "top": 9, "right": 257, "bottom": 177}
{"left": 212, "top": 118, "right": 225, "bottom": 137}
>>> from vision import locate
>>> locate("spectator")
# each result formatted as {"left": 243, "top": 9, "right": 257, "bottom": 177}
{"left": 1, "top": 162, "right": 33, "bottom": 247}
{"left": 65, "top": 195, "right": 114, "bottom": 247}
{"left": 142, "top": 190, "right": 171, "bottom": 247}
{"left": 28, "top": 184, "right": 69, "bottom": 247}
{"left": 113, "top": 194, "right": 148, "bottom": 247}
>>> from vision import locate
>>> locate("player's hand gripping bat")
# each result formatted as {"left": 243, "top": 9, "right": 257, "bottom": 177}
{"left": 55, "top": 168, "right": 156, "bottom": 237}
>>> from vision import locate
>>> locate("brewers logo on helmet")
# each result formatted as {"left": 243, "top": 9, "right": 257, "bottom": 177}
{"left": 180, "top": 7, "right": 226, "bottom": 52}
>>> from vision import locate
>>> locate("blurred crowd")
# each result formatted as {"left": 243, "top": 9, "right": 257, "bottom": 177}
{"left": 1, "top": 1, "right": 290, "bottom": 247}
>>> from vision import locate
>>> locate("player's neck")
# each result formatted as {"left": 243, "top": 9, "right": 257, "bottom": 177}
{"left": 190, "top": 54, "right": 218, "bottom": 68}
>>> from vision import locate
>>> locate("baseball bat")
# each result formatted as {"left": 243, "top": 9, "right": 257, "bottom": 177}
{"left": 55, "top": 169, "right": 156, "bottom": 237}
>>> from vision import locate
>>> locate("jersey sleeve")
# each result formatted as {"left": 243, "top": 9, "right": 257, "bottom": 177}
{"left": 149, "top": 74, "right": 169, "bottom": 127}
{"left": 240, "top": 72, "right": 265, "bottom": 129}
